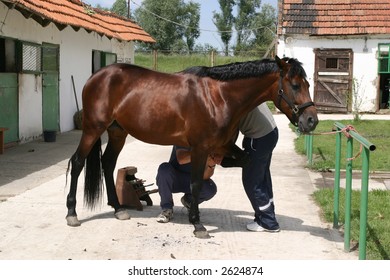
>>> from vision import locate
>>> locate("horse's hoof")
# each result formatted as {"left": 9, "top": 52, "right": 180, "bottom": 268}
{"left": 115, "top": 209, "right": 131, "bottom": 220}
{"left": 193, "top": 223, "right": 211, "bottom": 239}
{"left": 66, "top": 216, "right": 81, "bottom": 227}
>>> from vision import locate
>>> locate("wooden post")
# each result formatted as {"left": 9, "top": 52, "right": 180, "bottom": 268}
{"left": 153, "top": 49, "right": 158, "bottom": 70}
{"left": 210, "top": 50, "right": 215, "bottom": 67}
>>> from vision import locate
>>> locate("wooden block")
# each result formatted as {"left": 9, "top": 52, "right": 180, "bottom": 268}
{"left": 115, "top": 166, "right": 143, "bottom": 210}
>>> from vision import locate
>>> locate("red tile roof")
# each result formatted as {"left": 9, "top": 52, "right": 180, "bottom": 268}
{"left": 1, "top": 0, "right": 155, "bottom": 43}
{"left": 278, "top": 0, "right": 390, "bottom": 36}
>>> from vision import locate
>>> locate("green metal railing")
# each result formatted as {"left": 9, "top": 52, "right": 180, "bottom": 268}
{"left": 333, "top": 122, "right": 376, "bottom": 260}
{"left": 304, "top": 122, "right": 376, "bottom": 260}
{"left": 304, "top": 133, "right": 313, "bottom": 165}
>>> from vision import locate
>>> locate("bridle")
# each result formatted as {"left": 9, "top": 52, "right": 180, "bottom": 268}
{"left": 277, "top": 70, "right": 315, "bottom": 127}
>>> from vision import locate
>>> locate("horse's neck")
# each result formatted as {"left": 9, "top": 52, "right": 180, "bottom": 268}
{"left": 223, "top": 72, "right": 278, "bottom": 116}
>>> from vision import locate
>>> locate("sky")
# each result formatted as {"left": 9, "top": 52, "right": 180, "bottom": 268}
{"left": 84, "top": 0, "right": 278, "bottom": 50}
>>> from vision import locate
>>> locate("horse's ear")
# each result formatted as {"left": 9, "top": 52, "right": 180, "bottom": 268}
{"left": 275, "top": 55, "right": 283, "bottom": 69}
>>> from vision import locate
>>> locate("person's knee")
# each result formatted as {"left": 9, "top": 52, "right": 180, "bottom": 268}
{"left": 156, "top": 162, "right": 174, "bottom": 186}
{"left": 201, "top": 180, "right": 217, "bottom": 201}
{"left": 209, "top": 180, "right": 217, "bottom": 196}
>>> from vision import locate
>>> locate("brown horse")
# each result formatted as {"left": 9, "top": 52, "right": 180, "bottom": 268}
{"left": 65, "top": 56, "right": 318, "bottom": 238}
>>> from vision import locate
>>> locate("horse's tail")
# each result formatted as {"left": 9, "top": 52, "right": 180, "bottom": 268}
{"left": 84, "top": 137, "right": 104, "bottom": 209}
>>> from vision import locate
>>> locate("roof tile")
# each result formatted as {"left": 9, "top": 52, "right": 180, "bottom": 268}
{"left": 2, "top": 0, "right": 155, "bottom": 43}
{"left": 279, "top": 0, "right": 390, "bottom": 35}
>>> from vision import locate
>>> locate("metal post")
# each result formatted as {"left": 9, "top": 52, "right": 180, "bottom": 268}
{"left": 359, "top": 148, "right": 370, "bottom": 260}
{"left": 307, "top": 134, "right": 313, "bottom": 165}
{"left": 333, "top": 121, "right": 375, "bottom": 259}
{"left": 333, "top": 130, "right": 342, "bottom": 228}
{"left": 344, "top": 137, "right": 353, "bottom": 252}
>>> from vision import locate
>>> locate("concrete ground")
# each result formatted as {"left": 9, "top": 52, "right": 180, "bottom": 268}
{"left": 0, "top": 113, "right": 387, "bottom": 260}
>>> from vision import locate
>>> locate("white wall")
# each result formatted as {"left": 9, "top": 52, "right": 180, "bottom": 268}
{"left": 18, "top": 74, "right": 42, "bottom": 143}
{"left": 277, "top": 35, "right": 389, "bottom": 112}
{"left": 0, "top": 3, "right": 135, "bottom": 140}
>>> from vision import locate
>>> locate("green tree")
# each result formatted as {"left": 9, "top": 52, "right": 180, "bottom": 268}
{"left": 181, "top": 2, "right": 200, "bottom": 52}
{"left": 235, "top": 0, "right": 261, "bottom": 54}
{"left": 134, "top": 0, "right": 200, "bottom": 51}
{"left": 213, "top": 0, "right": 235, "bottom": 56}
{"left": 250, "top": 4, "right": 277, "bottom": 52}
{"left": 213, "top": 0, "right": 276, "bottom": 55}
{"left": 111, "top": 0, "right": 128, "bottom": 18}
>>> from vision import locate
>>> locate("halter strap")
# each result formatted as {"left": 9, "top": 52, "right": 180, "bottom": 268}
{"left": 277, "top": 70, "right": 315, "bottom": 127}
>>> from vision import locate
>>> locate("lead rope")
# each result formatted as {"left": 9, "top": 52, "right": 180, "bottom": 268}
{"left": 299, "top": 124, "right": 363, "bottom": 161}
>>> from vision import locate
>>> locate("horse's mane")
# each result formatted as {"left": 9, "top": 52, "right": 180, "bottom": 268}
{"left": 284, "top": 57, "right": 307, "bottom": 79}
{"left": 181, "top": 57, "right": 306, "bottom": 81}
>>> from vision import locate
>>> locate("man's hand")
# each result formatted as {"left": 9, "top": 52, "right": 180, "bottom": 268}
{"left": 203, "top": 154, "right": 223, "bottom": 179}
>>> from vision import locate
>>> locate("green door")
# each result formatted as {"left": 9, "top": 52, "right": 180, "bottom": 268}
{"left": 42, "top": 44, "right": 59, "bottom": 131}
{"left": 0, "top": 73, "right": 18, "bottom": 143}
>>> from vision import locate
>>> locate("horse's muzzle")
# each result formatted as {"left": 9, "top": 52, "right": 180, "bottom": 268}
{"left": 298, "top": 111, "right": 318, "bottom": 133}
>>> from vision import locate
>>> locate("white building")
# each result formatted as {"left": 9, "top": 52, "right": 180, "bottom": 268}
{"left": 0, "top": 0, "right": 154, "bottom": 145}
{"left": 277, "top": 0, "right": 390, "bottom": 114}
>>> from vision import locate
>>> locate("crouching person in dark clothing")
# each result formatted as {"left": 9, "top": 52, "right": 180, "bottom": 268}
{"left": 155, "top": 146, "right": 222, "bottom": 223}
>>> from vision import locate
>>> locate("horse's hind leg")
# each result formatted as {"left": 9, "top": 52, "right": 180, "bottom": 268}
{"left": 102, "top": 125, "right": 130, "bottom": 220}
{"left": 66, "top": 131, "right": 102, "bottom": 226}
{"left": 66, "top": 152, "right": 84, "bottom": 226}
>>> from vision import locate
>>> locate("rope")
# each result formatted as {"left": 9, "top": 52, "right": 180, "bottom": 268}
{"left": 299, "top": 124, "right": 363, "bottom": 161}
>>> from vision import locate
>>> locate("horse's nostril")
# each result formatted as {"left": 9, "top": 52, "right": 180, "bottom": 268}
{"left": 308, "top": 116, "right": 318, "bottom": 129}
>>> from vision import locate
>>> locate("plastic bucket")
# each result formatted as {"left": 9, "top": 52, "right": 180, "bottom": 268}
{"left": 43, "top": 130, "right": 57, "bottom": 142}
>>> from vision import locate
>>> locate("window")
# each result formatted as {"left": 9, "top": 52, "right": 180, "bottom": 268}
{"left": 0, "top": 37, "right": 17, "bottom": 72}
{"left": 42, "top": 44, "right": 59, "bottom": 72}
{"left": 326, "top": 58, "right": 338, "bottom": 69}
{"left": 378, "top": 43, "right": 390, "bottom": 73}
{"left": 0, "top": 38, "right": 46, "bottom": 74}
{"left": 21, "top": 42, "right": 42, "bottom": 73}
{"left": 92, "top": 50, "right": 117, "bottom": 73}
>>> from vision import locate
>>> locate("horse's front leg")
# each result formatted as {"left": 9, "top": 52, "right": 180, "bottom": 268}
{"left": 189, "top": 149, "right": 210, "bottom": 239}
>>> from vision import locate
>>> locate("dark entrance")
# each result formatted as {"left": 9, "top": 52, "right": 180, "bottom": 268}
{"left": 378, "top": 44, "right": 390, "bottom": 109}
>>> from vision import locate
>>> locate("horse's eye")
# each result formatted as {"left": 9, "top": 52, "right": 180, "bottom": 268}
{"left": 292, "top": 84, "right": 300, "bottom": 91}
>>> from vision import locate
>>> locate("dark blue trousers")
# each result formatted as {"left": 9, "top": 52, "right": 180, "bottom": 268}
{"left": 156, "top": 162, "right": 217, "bottom": 210}
{"left": 242, "top": 127, "right": 279, "bottom": 229}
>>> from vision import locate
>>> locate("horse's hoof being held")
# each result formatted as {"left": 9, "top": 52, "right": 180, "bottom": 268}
{"left": 193, "top": 223, "right": 211, "bottom": 239}
{"left": 114, "top": 208, "right": 131, "bottom": 220}
{"left": 66, "top": 216, "right": 81, "bottom": 227}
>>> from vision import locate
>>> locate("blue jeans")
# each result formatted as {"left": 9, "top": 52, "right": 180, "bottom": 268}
{"left": 242, "top": 127, "right": 279, "bottom": 229}
{"left": 156, "top": 162, "right": 217, "bottom": 210}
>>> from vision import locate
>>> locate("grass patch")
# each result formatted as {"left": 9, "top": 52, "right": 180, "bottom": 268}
{"left": 293, "top": 119, "right": 390, "bottom": 171}
{"left": 134, "top": 52, "right": 260, "bottom": 73}
{"left": 313, "top": 188, "right": 390, "bottom": 260}
{"left": 293, "top": 119, "right": 390, "bottom": 259}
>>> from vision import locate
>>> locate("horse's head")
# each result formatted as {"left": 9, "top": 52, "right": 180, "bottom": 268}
{"left": 274, "top": 56, "right": 318, "bottom": 133}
